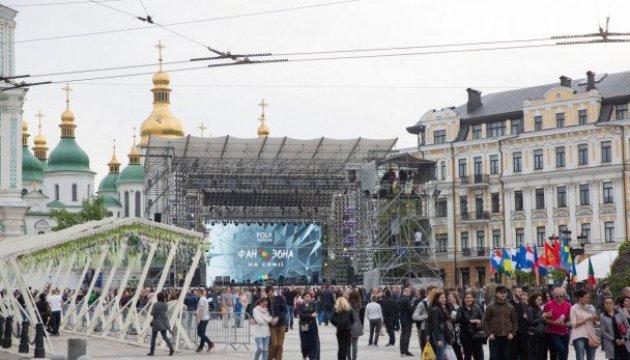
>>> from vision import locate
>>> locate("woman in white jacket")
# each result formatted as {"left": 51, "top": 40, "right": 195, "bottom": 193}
{"left": 252, "top": 297, "right": 273, "bottom": 360}
{"left": 364, "top": 296, "right": 384, "bottom": 346}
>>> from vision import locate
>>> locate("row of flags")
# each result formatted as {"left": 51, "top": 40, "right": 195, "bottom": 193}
{"left": 488, "top": 238, "right": 596, "bottom": 286}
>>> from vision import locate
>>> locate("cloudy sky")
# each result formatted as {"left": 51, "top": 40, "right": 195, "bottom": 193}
{"left": 9, "top": 0, "right": 630, "bottom": 184}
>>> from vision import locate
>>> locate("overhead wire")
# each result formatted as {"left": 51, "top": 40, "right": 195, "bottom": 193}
{"left": 8, "top": 0, "right": 121, "bottom": 7}
{"left": 26, "top": 37, "right": 557, "bottom": 79}
{"left": 15, "top": 0, "right": 362, "bottom": 44}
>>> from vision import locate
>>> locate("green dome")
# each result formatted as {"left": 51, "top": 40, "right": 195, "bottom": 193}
{"left": 22, "top": 146, "right": 44, "bottom": 183}
{"left": 117, "top": 164, "right": 145, "bottom": 184}
{"left": 98, "top": 172, "right": 119, "bottom": 193}
{"left": 102, "top": 195, "right": 122, "bottom": 208}
{"left": 46, "top": 137, "right": 93, "bottom": 173}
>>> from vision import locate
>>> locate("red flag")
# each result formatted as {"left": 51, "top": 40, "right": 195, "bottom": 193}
{"left": 545, "top": 241, "right": 560, "bottom": 267}
{"left": 587, "top": 257, "right": 596, "bottom": 286}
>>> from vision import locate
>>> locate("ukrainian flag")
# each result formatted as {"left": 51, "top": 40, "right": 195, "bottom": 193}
{"left": 560, "top": 239, "right": 573, "bottom": 271}
{"left": 501, "top": 247, "right": 513, "bottom": 273}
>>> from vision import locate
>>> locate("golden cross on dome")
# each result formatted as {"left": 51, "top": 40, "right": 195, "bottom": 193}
{"left": 132, "top": 126, "right": 137, "bottom": 144}
{"left": 198, "top": 123, "right": 208, "bottom": 137}
{"left": 258, "top": 99, "right": 268, "bottom": 116}
{"left": 35, "top": 109, "right": 45, "bottom": 130}
{"left": 155, "top": 40, "right": 165, "bottom": 71}
{"left": 62, "top": 83, "right": 73, "bottom": 107}
{"left": 112, "top": 138, "right": 116, "bottom": 153}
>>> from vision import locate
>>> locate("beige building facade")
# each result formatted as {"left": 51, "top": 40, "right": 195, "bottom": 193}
{"left": 411, "top": 71, "right": 630, "bottom": 286}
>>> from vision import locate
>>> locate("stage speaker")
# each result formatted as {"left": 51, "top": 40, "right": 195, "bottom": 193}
{"left": 154, "top": 213, "right": 162, "bottom": 223}
{"left": 312, "top": 271, "right": 319, "bottom": 285}
{"left": 223, "top": 276, "right": 230, "bottom": 285}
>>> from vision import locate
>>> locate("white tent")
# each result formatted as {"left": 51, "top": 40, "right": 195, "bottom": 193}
{"left": 575, "top": 250, "right": 619, "bottom": 281}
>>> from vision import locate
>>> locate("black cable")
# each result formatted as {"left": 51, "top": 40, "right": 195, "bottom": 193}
{"left": 16, "top": 0, "right": 362, "bottom": 44}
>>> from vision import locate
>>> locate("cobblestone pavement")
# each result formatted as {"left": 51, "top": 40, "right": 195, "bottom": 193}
{"left": 1, "top": 325, "right": 608, "bottom": 359}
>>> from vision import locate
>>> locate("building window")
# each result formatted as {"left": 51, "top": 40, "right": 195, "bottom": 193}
{"left": 534, "top": 149, "right": 544, "bottom": 170}
{"left": 436, "top": 198, "right": 447, "bottom": 217}
{"left": 514, "top": 190, "right": 523, "bottom": 211}
{"left": 489, "top": 155, "right": 499, "bottom": 174}
{"left": 604, "top": 222, "right": 614, "bottom": 243}
{"left": 578, "top": 109, "right": 588, "bottom": 125}
{"left": 601, "top": 141, "right": 612, "bottom": 163}
{"left": 535, "top": 188, "right": 545, "bottom": 209}
{"left": 534, "top": 115, "right": 543, "bottom": 131}
{"left": 460, "top": 195, "right": 468, "bottom": 215}
{"left": 473, "top": 156, "right": 483, "bottom": 178}
{"left": 513, "top": 152, "right": 522, "bottom": 173}
{"left": 616, "top": 103, "right": 628, "bottom": 120}
{"left": 492, "top": 230, "right": 501, "bottom": 249}
{"left": 135, "top": 191, "right": 141, "bottom": 217}
{"left": 458, "top": 158, "right": 467, "bottom": 178}
{"left": 72, "top": 184, "right": 78, "bottom": 202}
{"left": 472, "top": 125, "right": 482, "bottom": 140}
{"left": 556, "top": 112, "right": 565, "bottom": 128}
{"left": 476, "top": 230, "right": 485, "bottom": 251}
{"left": 603, "top": 181, "right": 614, "bottom": 203}
{"left": 515, "top": 228, "right": 524, "bottom": 247}
{"left": 557, "top": 186, "right": 567, "bottom": 207}
{"left": 440, "top": 161, "right": 446, "bottom": 180}
{"left": 578, "top": 144, "right": 588, "bottom": 165}
{"left": 124, "top": 191, "right": 130, "bottom": 217}
{"left": 579, "top": 184, "right": 590, "bottom": 205}
{"left": 536, "top": 226, "right": 546, "bottom": 247}
{"left": 487, "top": 121, "right": 505, "bottom": 138}
{"left": 54, "top": 184, "right": 59, "bottom": 201}
{"left": 491, "top": 193, "right": 500, "bottom": 213}
{"left": 436, "top": 234, "right": 448, "bottom": 252}
{"left": 555, "top": 146, "right": 565, "bottom": 168}
{"left": 511, "top": 119, "right": 522, "bottom": 135}
{"left": 434, "top": 129, "right": 446, "bottom": 144}
{"left": 461, "top": 232, "right": 469, "bottom": 250}
{"left": 581, "top": 223, "right": 591, "bottom": 243}
{"left": 475, "top": 194, "right": 484, "bottom": 217}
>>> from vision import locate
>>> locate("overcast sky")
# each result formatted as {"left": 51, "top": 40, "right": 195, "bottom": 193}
{"left": 10, "top": 0, "right": 630, "bottom": 184}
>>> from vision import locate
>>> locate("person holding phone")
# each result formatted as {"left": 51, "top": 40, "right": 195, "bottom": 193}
{"left": 543, "top": 287, "right": 571, "bottom": 360}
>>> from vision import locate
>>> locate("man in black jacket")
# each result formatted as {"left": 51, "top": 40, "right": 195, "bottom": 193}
{"left": 318, "top": 285, "right": 335, "bottom": 326}
{"left": 398, "top": 287, "right": 415, "bottom": 357}
{"left": 379, "top": 289, "right": 397, "bottom": 346}
{"left": 265, "top": 286, "right": 288, "bottom": 360}
{"left": 509, "top": 286, "right": 528, "bottom": 360}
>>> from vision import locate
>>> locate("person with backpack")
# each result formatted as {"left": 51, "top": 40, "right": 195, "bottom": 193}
{"left": 331, "top": 297, "right": 355, "bottom": 360}
{"left": 348, "top": 290, "right": 364, "bottom": 360}
{"left": 147, "top": 292, "right": 174, "bottom": 357}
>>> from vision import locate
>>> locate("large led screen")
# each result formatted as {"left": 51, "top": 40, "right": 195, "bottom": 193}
{"left": 205, "top": 223, "right": 322, "bottom": 285}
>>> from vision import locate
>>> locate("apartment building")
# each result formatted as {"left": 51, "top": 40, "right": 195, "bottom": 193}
{"left": 409, "top": 71, "right": 630, "bottom": 286}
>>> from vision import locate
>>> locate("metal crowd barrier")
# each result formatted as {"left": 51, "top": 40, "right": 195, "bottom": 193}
{"left": 182, "top": 311, "right": 251, "bottom": 351}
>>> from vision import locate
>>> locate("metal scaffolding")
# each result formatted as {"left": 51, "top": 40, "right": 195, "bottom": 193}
{"left": 332, "top": 153, "right": 440, "bottom": 285}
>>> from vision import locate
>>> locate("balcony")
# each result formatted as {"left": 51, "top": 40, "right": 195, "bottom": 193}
{"left": 462, "top": 248, "right": 472, "bottom": 257}
{"left": 460, "top": 247, "right": 487, "bottom": 258}
{"left": 476, "top": 247, "right": 487, "bottom": 257}
{"left": 460, "top": 174, "right": 489, "bottom": 188}
{"left": 461, "top": 211, "right": 490, "bottom": 222}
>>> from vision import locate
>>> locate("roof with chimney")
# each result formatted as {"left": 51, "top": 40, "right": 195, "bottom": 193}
{"left": 455, "top": 70, "right": 630, "bottom": 121}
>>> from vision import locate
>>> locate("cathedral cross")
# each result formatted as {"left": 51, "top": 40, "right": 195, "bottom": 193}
{"left": 35, "top": 109, "right": 45, "bottom": 130}
{"left": 198, "top": 123, "right": 208, "bottom": 137}
{"left": 258, "top": 99, "right": 268, "bottom": 115}
{"left": 155, "top": 40, "right": 165, "bottom": 70}
{"left": 62, "top": 83, "right": 73, "bottom": 107}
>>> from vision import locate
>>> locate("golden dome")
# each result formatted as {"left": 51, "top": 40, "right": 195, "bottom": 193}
{"left": 140, "top": 41, "right": 185, "bottom": 145}
{"left": 107, "top": 140, "right": 121, "bottom": 173}
{"left": 32, "top": 110, "right": 48, "bottom": 160}
{"left": 61, "top": 108, "right": 75, "bottom": 123}
{"left": 257, "top": 115, "right": 270, "bottom": 137}
{"left": 128, "top": 133, "right": 141, "bottom": 164}
{"left": 152, "top": 71, "right": 170, "bottom": 86}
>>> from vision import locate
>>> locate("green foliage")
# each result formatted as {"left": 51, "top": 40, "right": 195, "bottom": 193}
{"left": 619, "top": 240, "right": 630, "bottom": 253}
{"left": 50, "top": 196, "right": 109, "bottom": 231}
{"left": 550, "top": 269, "right": 567, "bottom": 285}
{"left": 513, "top": 270, "right": 536, "bottom": 286}
{"left": 606, "top": 267, "right": 630, "bottom": 297}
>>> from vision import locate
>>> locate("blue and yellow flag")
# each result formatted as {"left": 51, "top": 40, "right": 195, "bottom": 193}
{"left": 501, "top": 247, "right": 513, "bottom": 273}
{"left": 560, "top": 239, "right": 573, "bottom": 271}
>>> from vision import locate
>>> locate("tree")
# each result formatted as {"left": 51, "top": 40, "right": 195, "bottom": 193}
{"left": 50, "top": 196, "right": 109, "bottom": 231}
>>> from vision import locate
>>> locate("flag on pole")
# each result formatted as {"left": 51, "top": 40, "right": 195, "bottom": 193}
{"left": 532, "top": 245, "right": 540, "bottom": 283}
{"left": 524, "top": 245, "right": 535, "bottom": 272}
{"left": 501, "top": 247, "right": 513, "bottom": 273}
{"left": 570, "top": 259, "right": 578, "bottom": 284}
{"left": 538, "top": 245, "right": 549, "bottom": 276}
{"left": 587, "top": 256, "right": 596, "bottom": 286}
{"left": 560, "top": 238, "right": 573, "bottom": 271}
{"left": 490, "top": 249, "right": 504, "bottom": 274}
{"left": 545, "top": 241, "right": 558, "bottom": 267}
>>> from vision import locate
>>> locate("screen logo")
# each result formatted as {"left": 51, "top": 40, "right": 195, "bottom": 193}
{"left": 256, "top": 231, "right": 273, "bottom": 243}
{"left": 259, "top": 248, "right": 272, "bottom": 260}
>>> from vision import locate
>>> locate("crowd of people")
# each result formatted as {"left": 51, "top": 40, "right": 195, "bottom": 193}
{"left": 3, "top": 281, "right": 630, "bottom": 359}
